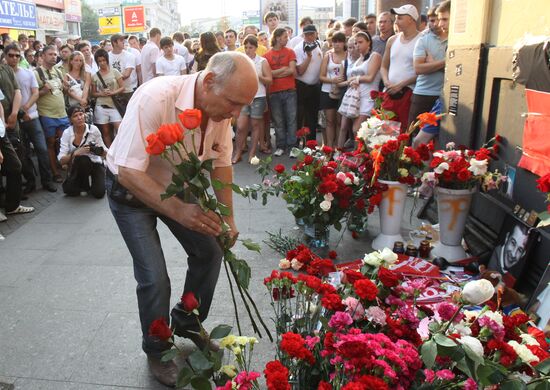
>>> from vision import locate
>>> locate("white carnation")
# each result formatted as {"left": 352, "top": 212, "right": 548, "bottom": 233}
{"left": 434, "top": 162, "right": 450, "bottom": 174}
{"left": 468, "top": 158, "right": 488, "bottom": 176}
{"left": 520, "top": 334, "right": 540, "bottom": 346}
{"left": 279, "top": 259, "right": 291, "bottom": 269}
{"left": 291, "top": 258, "right": 304, "bottom": 271}
{"left": 324, "top": 193, "right": 334, "bottom": 201}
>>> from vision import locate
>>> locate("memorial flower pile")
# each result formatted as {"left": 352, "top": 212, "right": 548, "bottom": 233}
{"left": 536, "top": 173, "right": 550, "bottom": 227}
{"left": 259, "top": 249, "right": 550, "bottom": 389}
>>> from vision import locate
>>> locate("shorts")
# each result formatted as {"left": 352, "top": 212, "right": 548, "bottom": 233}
{"left": 241, "top": 97, "right": 267, "bottom": 119}
{"left": 40, "top": 116, "right": 70, "bottom": 138}
{"left": 319, "top": 91, "right": 340, "bottom": 110}
{"left": 94, "top": 105, "right": 122, "bottom": 125}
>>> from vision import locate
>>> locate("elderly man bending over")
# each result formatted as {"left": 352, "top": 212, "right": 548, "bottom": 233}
{"left": 105, "top": 52, "right": 258, "bottom": 388}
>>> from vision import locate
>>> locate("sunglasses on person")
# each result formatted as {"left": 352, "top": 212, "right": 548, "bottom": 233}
{"left": 7, "top": 53, "right": 21, "bottom": 58}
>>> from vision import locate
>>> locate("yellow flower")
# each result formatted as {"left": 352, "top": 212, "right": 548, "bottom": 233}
{"left": 220, "top": 335, "right": 236, "bottom": 348}
{"left": 248, "top": 337, "right": 258, "bottom": 345}
{"left": 398, "top": 168, "right": 409, "bottom": 177}
{"left": 220, "top": 365, "right": 237, "bottom": 378}
{"left": 235, "top": 336, "right": 249, "bottom": 346}
{"left": 232, "top": 346, "right": 242, "bottom": 355}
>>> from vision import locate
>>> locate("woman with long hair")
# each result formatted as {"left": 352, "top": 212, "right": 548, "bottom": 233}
{"left": 65, "top": 51, "right": 91, "bottom": 109}
{"left": 338, "top": 32, "right": 381, "bottom": 148}
{"left": 91, "top": 48, "right": 124, "bottom": 147}
{"left": 319, "top": 31, "right": 347, "bottom": 147}
{"left": 192, "top": 31, "right": 221, "bottom": 72}
{"left": 232, "top": 35, "right": 272, "bottom": 164}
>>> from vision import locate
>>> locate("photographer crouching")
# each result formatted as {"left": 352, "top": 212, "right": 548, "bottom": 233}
{"left": 58, "top": 105, "right": 108, "bottom": 198}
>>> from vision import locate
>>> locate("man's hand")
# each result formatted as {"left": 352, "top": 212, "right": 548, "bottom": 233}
{"left": 7, "top": 113, "right": 17, "bottom": 129}
{"left": 175, "top": 204, "right": 223, "bottom": 236}
{"left": 385, "top": 81, "right": 404, "bottom": 95}
{"left": 0, "top": 149, "right": 3, "bottom": 164}
{"left": 223, "top": 216, "right": 239, "bottom": 248}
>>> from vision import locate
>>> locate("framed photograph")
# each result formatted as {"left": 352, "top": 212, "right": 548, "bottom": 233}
{"left": 486, "top": 214, "right": 539, "bottom": 287}
{"left": 503, "top": 165, "right": 516, "bottom": 198}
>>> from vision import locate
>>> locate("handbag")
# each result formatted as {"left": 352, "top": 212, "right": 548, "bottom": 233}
{"left": 96, "top": 71, "right": 126, "bottom": 117}
{"left": 338, "top": 87, "right": 361, "bottom": 118}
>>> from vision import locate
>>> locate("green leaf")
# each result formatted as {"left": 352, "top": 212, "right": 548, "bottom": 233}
{"left": 160, "top": 348, "right": 179, "bottom": 362}
{"left": 211, "top": 178, "right": 224, "bottom": 190}
{"left": 175, "top": 367, "right": 194, "bottom": 388}
{"left": 477, "top": 362, "right": 506, "bottom": 385}
{"left": 334, "top": 220, "right": 342, "bottom": 231}
{"left": 234, "top": 259, "right": 251, "bottom": 289}
{"left": 209, "top": 324, "right": 232, "bottom": 339}
{"left": 434, "top": 334, "right": 457, "bottom": 347}
{"left": 187, "top": 350, "right": 213, "bottom": 371}
{"left": 455, "top": 358, "right": 472, "bottom": 377}
{"left": 241, "top": 239, "right": 261, "bottom": 253}
{"left": 201, "top": 158, "right": 215, "bottom": 172}
{"left": 535, "top": 358, "right": 550, "bottom": 376}
{"left": 529, "top": 380, "right": 550, "bottom": 390}
{"left": 189, "top": 175, "right": 203, "bottom": 189}
{"left": 230, "top": 183, "right": 243, "bottom": 194}
{"left": 217, "top": 202, "right": 231, "bottom": 216}
{"left": 421, "top": 340, "right": 437, "bottom": 369}
{"left": 501, "top": 380, "right": 527, "bottom": 390}
{"left": 190, "top": 375, "right": 212, "bottom": 390}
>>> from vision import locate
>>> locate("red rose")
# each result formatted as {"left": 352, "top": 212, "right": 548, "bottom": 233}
{"left": 351, "top": 231, "right": 359, "bottom": 239}
{"left": 457, "top": 168, "right": 472, "bottom": 182}
{"left": 328, "top": 250, "right": 337, "bottom": 259}
{"left": 536, "top": 174, "right": 550, "bottom": 193}
{"left": 495, "top": 134, "right": 503, "bottom": 142}
{"left": 355, "top": 198, "right": 366, "bottom": 210}
{"left": 178, "top": 109, "right": 202, "bottom": 129}
{"left": 322, "top": 145, "right": 333, "bottom": 154}
{"left": 274, "top": 164, "right": 285, "bottom": 174}
{"left": 296, "top": 127, "right": 310, "bottom": 138}
{"left": 353, "top": 279, "right": 378, "bottom": 301}
{"left": 306, "top": 140, "right": 318, "bottom": 148}
{"left": 180, "top": 291, "right": 199, "bottom": 312}
{"left": 148, "top": 317, "right": 172, "bottom": 341}
{"left": 303, "top": 155, "right": 314, "bottom": 165}
{"left": 157, "top": 123, "right": 183, "bottom": 145}
{"left": 378, "top": 267, "right": 400, "bottom": 287}
{"left": 327, "top": 161, "right": 338, "bottom": 169}
{"left": 145, "top": 133, "right": 166, "bottom": 155}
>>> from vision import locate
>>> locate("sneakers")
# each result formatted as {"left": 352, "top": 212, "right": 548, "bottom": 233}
{"left": 42, "top": 182, "right": 57, "bottom": 193}
{"left": 147, "top": 355, "right": 178, "bottom": 388}
{"left": 273, "top": 148, "right": 284, "bottom": 157}
{"left": 6, "top": 205, "right": 34, "bottom": 215}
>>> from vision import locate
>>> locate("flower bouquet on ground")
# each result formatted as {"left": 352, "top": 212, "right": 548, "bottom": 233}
{"left": 259, "top": 249, "right": 550, "bottom": 389}
{"left": 148, "top": 292, "right": 262, "bottom": 390}
{"left": 145, "top": 109, "right": 271, "bottom": 340}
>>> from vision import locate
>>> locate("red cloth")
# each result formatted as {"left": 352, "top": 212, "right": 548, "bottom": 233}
{"left": 380, "top": 87, "right": 413, "bottom": 132}
{"left": 264, "top": 47, "right": 297, "bottom": 94}
{"left": 518, "top": 89, "right": 550, "bottom": 176}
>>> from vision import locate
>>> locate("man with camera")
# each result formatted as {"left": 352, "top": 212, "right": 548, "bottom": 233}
{"left": 294, "top": 24, "right": 323, "bottom": 142}
{"left": 57, "top": 105, "right": 107, "bottom": 198}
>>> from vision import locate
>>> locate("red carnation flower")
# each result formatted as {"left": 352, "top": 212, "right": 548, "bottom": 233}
{"left": 296, "top": 127, "right": 310, "bottom": 137}
{"left": 355, "top": 198, "right": 366, "bottom": 210}
{"left": 457, "top": 168, "right": 472, "bottom": 182}
{"left": 328, "top": 250, "right": 337, "bottom": 259}
{"left": 306, "top": 140, "right": 318, "bottom": 149}
{"left": 148, "top": 317, "right": 172, "bottom": 341}
{"left": 322, "top": 145, "right": 333, "bottom": 154}
{"left": 303, "top": 155, "right": 314, "bottom": 165}
{"left": 343, "top": 269, "right": 365, "bottom": 284}
{"left": 354, "top": 279, "right": 378, "bottom": 301}
{"left": 321, "top": 293, "right": 345, "bottom": 311}
{"left": 264, "top": 360, "right": 290, "bottom": 390}
{"left": 318, "top": 381, "right": 333, "bottom": 390}
{"left": 536, "top": 173, "right": 550, "bottom": 193}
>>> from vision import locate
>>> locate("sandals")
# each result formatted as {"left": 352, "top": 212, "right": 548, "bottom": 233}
{"left": 7, "top": 205, "right": 35, "bottom": 215}
{"left": 231, "top": 155, "right": 242, "bottom": 165}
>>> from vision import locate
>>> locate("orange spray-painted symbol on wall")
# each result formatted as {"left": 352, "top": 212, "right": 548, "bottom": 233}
{"left": 383, "top": 186, "right": 405, "bottom": 216}
{"left": 439, "top": 196, "right": 470, "bottom": 231}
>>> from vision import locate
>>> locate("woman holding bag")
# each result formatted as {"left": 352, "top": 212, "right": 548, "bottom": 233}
{"left": 91, "top": 48, "right": 124, "bottom": 147}
{"left": 65, "top": 51, "right": 91, "bottom": 108}
{"left": 319, "top": 31, "right": 347, "bottom": 147}
{"left": 337, "top": 31, "right": 381, "bottom": 148}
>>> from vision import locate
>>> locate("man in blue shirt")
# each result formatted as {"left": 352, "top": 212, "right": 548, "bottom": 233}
{"left": 408, "top": 0, "right": 450, "bottom": 127}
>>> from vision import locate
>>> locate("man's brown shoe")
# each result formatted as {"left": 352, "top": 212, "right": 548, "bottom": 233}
{"left": 179, "top": 329, "right": 220, "bottom": 352}
{"left": 147, "top": 356, "right": 178, "bottom": 388}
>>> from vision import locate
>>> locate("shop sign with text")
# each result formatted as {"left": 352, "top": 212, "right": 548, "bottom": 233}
{"left": 37, "top": 7, "right": 65, "bottom": 31}
{"left": 64, "top": 0, "right": 82, "bottom": 22}
{"left": 0, "top": 0, "right": 37, "bottom": 30}
{"left": 35, "top": 0, "right": 64, "bottom": 10}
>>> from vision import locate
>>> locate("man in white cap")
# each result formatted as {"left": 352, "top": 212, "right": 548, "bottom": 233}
{"left": 380, "top": 4, "right": 421, "bottom": 131}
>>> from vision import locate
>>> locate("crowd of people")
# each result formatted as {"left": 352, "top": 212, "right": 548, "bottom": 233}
{"left": 0, "top": 1, "right": 450, "bottom": 232}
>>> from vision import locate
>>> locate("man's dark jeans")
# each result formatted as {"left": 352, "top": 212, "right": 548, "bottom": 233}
{"left": 0, "top": 135, "right": 22, "bottom": 212}
{"left": 296, "top": 80, "right": 320, "bottom": 141}
{"left": 20, "top": 117, "right": 53, "bottom": 186}
{"left": 106, "top": 174, "right": 223, "bottom": 357}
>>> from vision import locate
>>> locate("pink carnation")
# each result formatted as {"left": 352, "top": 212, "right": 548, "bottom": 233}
{"left": 329, "top": 311, "right": 353, "bottom": 330}
{"left": 305, "top": 335, "right": 320, "bottom": 350}
{"left": 342, "top": 297, "right": 365, "bottom": 320}
{"left": 435, "top": 369, "right": 455, "bottom": 380}
{"left": 478, "top": 316, "right": 505, "bottom": 340}
{"left": 365, "top": 306, "right": 387, "bottom": 325}
{"left": 464, "top": 378, "right": 478, "bottom": 390}
{"left": 436, "top": 302, "right": 459, "bottom": 322}
{"left": 234, "top": 371, "right": 260, "bottom": 390}
{"left": 424, "top": 369, "right": 435, "bottom": 383}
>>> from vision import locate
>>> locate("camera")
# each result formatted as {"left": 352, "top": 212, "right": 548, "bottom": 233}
{"left": 87, "top": 142, "right": 104, "bottom": 156}
{"left": 303, "top": 41, "right": 319, "bottom": 53}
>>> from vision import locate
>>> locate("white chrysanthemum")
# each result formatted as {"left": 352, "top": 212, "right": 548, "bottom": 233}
{"left": 508, "top": 340, "right": 539, "bottom": 364}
